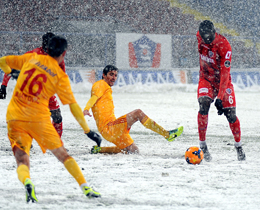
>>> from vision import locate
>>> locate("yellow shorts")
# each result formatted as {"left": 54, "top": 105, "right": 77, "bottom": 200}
{"left": 100, "top": 115, "right": 134, "bottom": 149}
{"left": 7, "top": 120, "right": 63, "bottom": 155}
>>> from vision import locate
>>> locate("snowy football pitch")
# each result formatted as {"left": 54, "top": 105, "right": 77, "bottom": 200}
{"left": 0, "top": 83, "right": 259, "bottom": 210}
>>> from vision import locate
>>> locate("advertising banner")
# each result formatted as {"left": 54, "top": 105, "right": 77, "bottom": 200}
{"left": 96, "top": 69, "right": 187, "bottom": 86}
{"left": 1, "top": 69, "right": 260, "bottom": 89}
{"left": 192, "top": 71, "right": 260, "bottom": 89}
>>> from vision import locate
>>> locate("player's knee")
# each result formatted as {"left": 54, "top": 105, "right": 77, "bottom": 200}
{"left": 198, "top": 97, "right": 211, "bottom": 115}
{"left": 51, "top": 147, "right": 70, "bottom": 163}
{"left": 134, "top": 109, "right": 145, "bottom": 119}
{"left": 50, "top": 108, "right": 62, "bottom": 124}
{"left": 224, "top": 108, "right": 237, "bottom": 123}
{"left": 226, "top": 114, "right": 237, "bottom": 124}
{"left": 125, "top": 143, "right": 139, "bottom": 154}
{"left": 135, "top": 109, "right": 143, "bottom": 115}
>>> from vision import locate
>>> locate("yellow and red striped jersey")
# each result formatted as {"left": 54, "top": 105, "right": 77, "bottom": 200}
{"left": 5, "top": 53, "right": 76, "bottom": 122}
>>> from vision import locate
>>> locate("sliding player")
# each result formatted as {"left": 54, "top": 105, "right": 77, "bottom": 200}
{"left": 83, "top": 65, "right": 183, "bottom": 154}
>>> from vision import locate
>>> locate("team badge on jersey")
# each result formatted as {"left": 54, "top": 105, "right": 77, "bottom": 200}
{"left": 208, "top": 51, "right": 214, "bottom": 58}
{"left": 224, "top": 60, "right": 231, "bottom": 67}
{"left": 226, "top": 88, "right": 232, "bottom": 94}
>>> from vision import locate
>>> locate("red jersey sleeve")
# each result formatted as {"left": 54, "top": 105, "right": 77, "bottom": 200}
{"left": 217, "top": 38, "right": 232, "bottom": 100}
{"left": 2, "top": 73, "right": 11, "bottom": 86}
{"left": 196, "top": 31, "right": 202, "bottom": 54}
{"left": 26, "top": 47, "right": 46, "bottom": 55}
{"left": 59, "top": 60, "right": 66, "bottom": 72}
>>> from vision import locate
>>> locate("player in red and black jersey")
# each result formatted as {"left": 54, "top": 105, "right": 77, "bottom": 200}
{"left": 196, "top": 20, "right": 245, "bottom": 161}
{"left": 0, "top": 32, "right": 64, "bottom": 137}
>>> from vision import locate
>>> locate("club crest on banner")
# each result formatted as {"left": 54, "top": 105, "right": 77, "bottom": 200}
{"left": 128, "top": 35, "right": 161, "bottom": 68}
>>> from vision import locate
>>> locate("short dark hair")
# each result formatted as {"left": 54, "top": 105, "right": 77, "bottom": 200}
{"left": 103, "top": 65, "right": 118, "bottom": 76}
{"left": 42, "top": 32, "right": 55, "bottom": 52}
{"left": 48, "top": 36, "right": 68, "bottom": 57}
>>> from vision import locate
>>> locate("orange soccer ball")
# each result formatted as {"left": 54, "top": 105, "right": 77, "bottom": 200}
{"left": 185, "top": 146, "right": 204, "bottom": 165}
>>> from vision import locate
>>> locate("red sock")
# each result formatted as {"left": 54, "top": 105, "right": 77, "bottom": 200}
{"left": 198, "top": 112, "right": 208, "bottom": 141}
{"left": 229, "top": 118, "right": 241, "bottom": 143}
{"left": 53, "top": 121, "right": 63, "bottom": 137}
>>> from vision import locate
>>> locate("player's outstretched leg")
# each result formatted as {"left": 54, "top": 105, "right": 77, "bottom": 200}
{"left": 24, "top": 178, "right": 38, "bottom": 203}
{"left": 167, "top": 126, "right": 183, "bottom": 142}
{"left": 200, "top": 141, "right": 212, "bottom": 162}
{"left": 235, "top": 146, "right": 246, "bottom": 161}
{"left": 81, "top": 185, "right": 101, "bottom": 198}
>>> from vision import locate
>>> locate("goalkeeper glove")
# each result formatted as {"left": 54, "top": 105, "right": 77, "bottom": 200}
{"left": 0, "top": 85, "right": 7, "bottom": 99}
{"left": 10, "top": 69, "right": 20, "bottom": 80}
{"left": 215, "top": 99, "right": 224, "bottom": 115}
{"left": 86, "top": 130, "right": 102, "bottom": 147}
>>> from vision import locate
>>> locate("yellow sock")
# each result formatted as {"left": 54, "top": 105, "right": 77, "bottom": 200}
{"left": 17, "top": 164, "right": 30, "bottom": 184}
{"left": 100, "top": 146, "right": 123, "bottom": 154}
{"left": 141, "top": 116, "right": 169, "bottom": 138}
{"left": 64, "top": 157, "right": 86, "bottom": 186}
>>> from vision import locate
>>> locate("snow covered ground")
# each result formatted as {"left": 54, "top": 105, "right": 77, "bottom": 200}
{"left": 0, "top": 82, "right": 260, "bottom": 210}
